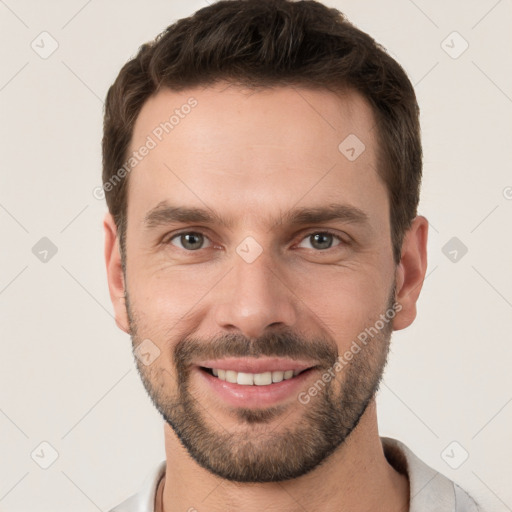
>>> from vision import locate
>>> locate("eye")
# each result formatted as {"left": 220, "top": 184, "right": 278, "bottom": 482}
{"left": 168, "top": 232, "right": 212, "bottom": 251}
{"left": 296, "top": 231, "right": 343, "bottom": 251}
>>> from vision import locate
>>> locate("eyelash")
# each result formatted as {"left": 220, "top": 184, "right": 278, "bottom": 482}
{"left": 163, "top": 229, "right": 348, "bottom": 251}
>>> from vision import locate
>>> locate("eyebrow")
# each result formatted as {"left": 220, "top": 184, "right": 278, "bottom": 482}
{"left": 143, "top": 201, "right": 369, "bottom": 231}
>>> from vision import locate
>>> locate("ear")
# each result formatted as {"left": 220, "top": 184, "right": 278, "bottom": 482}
{"left": 104, "top": 213, "right": 130, "bottom": 334}
{"left": 393, "top": 215, "right": 429, "bottom": 331}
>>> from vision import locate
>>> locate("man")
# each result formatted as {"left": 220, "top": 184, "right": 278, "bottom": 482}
{"left": 102, "top": 1, "right": 482, "bottom": 511}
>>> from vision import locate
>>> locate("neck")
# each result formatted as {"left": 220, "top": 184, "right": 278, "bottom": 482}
{"left": 157, "top": 400, "right": 409, "bottom": 512}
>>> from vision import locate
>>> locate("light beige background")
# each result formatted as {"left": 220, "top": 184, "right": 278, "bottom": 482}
{"left": 0, "top": 1, "right": 510, "bottom": 510}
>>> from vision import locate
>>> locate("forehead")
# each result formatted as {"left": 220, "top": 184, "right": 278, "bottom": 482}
{"left": 126, "top": 83, "right": 386, "bottom": 229}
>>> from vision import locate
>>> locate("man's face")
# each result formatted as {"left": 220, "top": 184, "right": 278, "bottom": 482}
{"left": 119, "top": 84, "right": 399, "bottom": 482}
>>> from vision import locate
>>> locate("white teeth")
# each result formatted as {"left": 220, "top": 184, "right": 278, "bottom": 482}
{"left": 272, "top": 371, "right": 284, "bottom": 383}
{"left": 254, "top": 372, "right": 272, "bottom": 385}
{"left": 237, "top": 372, "right": 254, "bottom": 385}
{"left": 209, "top": 368, "right": 301, "bottom": 385}
{"left": 225, "top": 370, "right": 238, "bottom": 384}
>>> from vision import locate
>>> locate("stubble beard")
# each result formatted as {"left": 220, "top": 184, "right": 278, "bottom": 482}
{"left": 127, "top": 289, "right": 395, "bottom": 483}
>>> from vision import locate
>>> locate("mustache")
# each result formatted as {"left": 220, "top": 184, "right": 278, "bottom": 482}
{"left": 174, "top": 329, "right": 338, "bottom": 370}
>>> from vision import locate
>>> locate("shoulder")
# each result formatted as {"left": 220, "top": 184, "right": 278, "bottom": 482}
{"left": 108, "top": 460, "right": 166, "bottom": 512}
{"left": 381, "top": 437, "right": 483, "bottom": 512}
{"left": 454, "top": 483, "right": 485, "bottom": 512}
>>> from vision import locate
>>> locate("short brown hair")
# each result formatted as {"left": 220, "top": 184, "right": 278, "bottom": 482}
{"left": 102, "top": 0, "right": 421, "bottom": 264}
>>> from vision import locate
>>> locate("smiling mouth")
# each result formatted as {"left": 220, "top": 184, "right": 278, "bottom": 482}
{"left": 199, "top": 366, "right": 314, "bottom": 386}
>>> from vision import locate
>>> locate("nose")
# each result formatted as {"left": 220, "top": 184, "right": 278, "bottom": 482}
{"left": 212, "top": 247, "right": 298, "bottom": 339}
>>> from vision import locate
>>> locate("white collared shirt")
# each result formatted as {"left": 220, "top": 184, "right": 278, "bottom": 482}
{"left": 108, "top": 436, "right": 483, "bottom": 511}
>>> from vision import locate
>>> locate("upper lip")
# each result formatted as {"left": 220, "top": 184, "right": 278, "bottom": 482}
{"left": 197, "top": 357, "right": 316, "bottom": 374}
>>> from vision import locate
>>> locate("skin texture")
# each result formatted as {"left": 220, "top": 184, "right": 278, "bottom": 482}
{"left": 104, "top": 83, "right": 428, "bottom": 512}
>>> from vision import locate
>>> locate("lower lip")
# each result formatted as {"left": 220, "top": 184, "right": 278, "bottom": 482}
{"left": 194, "top": 366, "right": 316, "bottom": 408}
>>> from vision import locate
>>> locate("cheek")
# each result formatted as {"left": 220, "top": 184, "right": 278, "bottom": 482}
{"left": 127, "top": 247, "right": 394, "bottom": 347}
{"left": 145, "top": 276, "right": 196, "bottom": 310}
{"left": 128, "top": 264, "right": 220, "bottom": 330}
{"left": 295, "top": 266, "right": 390, "bottom": 344}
